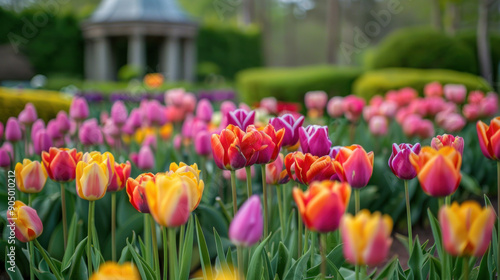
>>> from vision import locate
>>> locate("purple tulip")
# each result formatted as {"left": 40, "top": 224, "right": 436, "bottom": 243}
{"left": 195, "top": 130, "right": 212, "bottom": 156}
{"left": 18, "top": 103, "right": 37, "bottom": 125}
{"left": 111, "top": 101, "right": 128, "bottom": 126}
{"left": 79, "top": 119, "right": 103, "bottom": 146}
{"left": 227, "top": 109, "right": 255, "bottom": 130}
{"left": 144, "top": 100, "right": 166, "bottom": 127}
{"left": 229, "top": 195, "right": 263, "bottom": 247}
{"left": 56, "top": 111, "right": 71, "bottom": 134}
{"left": 299, "top": 125, "right": 332, "bottom": 157}
{"left": 0, "top": 145, "right": 11, "bottom": 168}
{"left": 31, "top": 119, "right": 45, "bottom": 140}
{"left": 33, "top": 129, "right": 52, "bottom": 155}
{"left": 5, "top": 117, "right": 22, "bottom": 142}
{"left": 127, "top": 108, "right": 143, "bottom": 130}
{"left": 269, "top": 114, "right": 305, "bottom": 148}
{"left": 196, "top": 99, "right": 213, "bottom": 122}
{"left": 131, "top": 145, "right": 155, "bottom": 170}
{"left": 46, "top": 119, "right": 63, "bottom": 140}
{"left": 220, "top": 101, "right": 237, "bottom": 116}
{"left": 388, "top": 143, "right": 421, "bottom": 180}
{"left": 70, "top": 97, "right": 89, "bottom": 121}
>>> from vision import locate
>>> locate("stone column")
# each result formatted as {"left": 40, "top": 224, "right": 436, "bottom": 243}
{"left": 84, "top": 39, "right": 95, "bottom": 80}
{"left": 95, "top": 36, "right": 112, "bottom": 81}
{"left": 166, "top": 36, "right": 180, "bottom": 81}
{"left": 183, "top": 38, "right": 196, "bottom": 82}
{"left": 128, "top": 34, "right": 146, "bottom": 75}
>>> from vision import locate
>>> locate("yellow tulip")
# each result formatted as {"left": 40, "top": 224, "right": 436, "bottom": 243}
{"left": 76, "top": 152, "right": 115, "bottom": 201}
{"left": 89, "top": 262, "right": 140, "bottom": 280}
{"left": 15, "top": 159, "right": 48, "bottom": 193}
{"left": 169, "top": 162, "right": 204, "bottom": 210}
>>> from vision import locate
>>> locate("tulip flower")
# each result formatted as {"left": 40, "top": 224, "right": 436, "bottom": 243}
{"left": 42, "top": 147, "right": 83, "bottom": 182}
{"left": 6, "top": 201, "right": 43, "bottom": 242}
{"left": 439, "top": 201, "right": 495, "bottom": 257}
{"left": 89, "top": 262, "right": 140, "bottom": 280}
{"left": 79, "top": 119, "right": 103, "bottom": 146}
{"left": 46, "top": 119, "right": 63, "bottom": 141}
{"left": 424, "top": 81, "right": 443, "bottom": 97}
{"left": 479, "top": 93, "right": 498, "bottom": 117}
{"left": 343, "top": 95, "right": 365, "bottom": 122}
{"left": 260, "top": 97, "right": 278, "bottom": 114}
{"left": 285, "top": 152, "right": 337, "bottom": 185}
{"left": 410, "top": 146, "right": 462, "bottom": 197}
{"left": 108, "top": 161, "right": 132, "bottom": 192}
{"left": 15, "top": 159, "right": 48, "bottom": 193}
{"left": 56, "top": 111, "right": 71, "bottom": 134}
{"left": 388, "top": 143, "right": 421, "bottom": 180}
{"left": 436, "top": 112, "right": 466, "bottom": 133}
{"left": 130, "top": 145, "right": 155, "bottom": 171}
{"left": 443, "top": 84, "right": 466, "bottom": 103}
{"left": 5, "top": 117, "right": 22, "bottom": 142}
{"left": 431, "top": 134, "right": 464, "bottom": 155}
{"left": 126, "top": 173, "right": 155, "bottom": 213}
{"left": 305, "top": 91, "right": 328, "bottom": 118}
{"left": 227, "top": 109, "right": 255, "bottom": 130}
{"left": 70, "top": 96, "right": 89, "bottom": 121}
{"left": 33, "top": 129, "right": 52, "bottom": 155}
{"left": 110, "top": 101, "right": 128, "bottom": 127}
{"left": 0, "top": 122, "right": 3, "bottom": 140}
{"left": 299, "top": 125, "right": 332, "bottom": 157}
{"left": 168, "top": 162, "right": 205, "bottom": 210}
{"left": 368, "top": 116, "right": 388, "bottom": 136}
{"left": 266, "top": 153, "right": 289, "bottom": 185}
{"left": 229, "top": 195, "right": 263, "bottom": 247}
{"left": 18, "top": 103, "right": 37, "bottom": 125}
{"left": 293, "top": 180, "right": 351, "bottom": 232}
{"left": 196, "top": 99, "right": 213, "bottom": 122}
{"left": 333, "top": 145, "right": 374, "bottom": 189}
{"left": 256, "top": 124, "right": 285, "bottom": 164}
{"left": 0, "top": 145, "right": 11, "bottom": 168}
{"left": 194, "top": 130, "right": 212, "bottom": 156}
{"left": 76, "top": 152, "right": 114, "bottom": 201}
{"left": 477, "top": 117, "right": 500, "bottom": 160}
{"left": 269, "top": 114, "right": 305, "bottom": 148}
{"left": 144, "top": 100, "right": 166, "bottom": 127}
{"left": 145, "top": 173, "right": 194, "bottom": 227}
{"left": 341, "top": 210, "right": 393, "bottom": 266}
{"left": 127, "top": 108, "right": 143, "bottom": 130}
{"left": 327, "top": 96, "right": 344, "bottom": 118}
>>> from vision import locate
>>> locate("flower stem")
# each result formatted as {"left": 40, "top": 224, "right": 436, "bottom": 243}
{"left": 162, "top": 227, "right": 168, "bottom": 280}
{"left": 168, "top": 227, "right": 178, "bottom": 280}
{"left": 144, "top": 214, "right": 152, "bottom": 265}
{"left": 201, "top": 156, "right": 208, "bottom": 182}
{"left": 111, "top": 192, "right": 116, "bottom": 261}
{"left": 463, "top": 257, "right": 469, "bottom": 280}
{"left": 497, "top": 161, "right": 500, "bottom": 276}
{"left": 34, "top": 239, "right": 62, "bottom": 280}
{"left": 231, "top": 170, "right": 238, "bottom": 216}
{"left": 355, "top": 264, "right": 360, "bottom": 280}
{"left": 261, "top": 165, "right": 269, "bottom": 243}
{"left": 149, "top": 215, "right": 160, "bottom": 280}
{"left": 28, "top": 193, "right": 32, "bottom": 207}
{"left": 304, "top": 228, "right": 309, "bottom": 254}
{"left": 87, "top": 201, "right": 95, "bottom": 277}
{"left": 60, "top": 182, "right": 67, "bottom": 249}
{"left": 237, "top": 245, "right": 244, "bottom": 280}
{"left": 354, "top": 188, "right": 360, "bottom": 214}
{"left": 445, "top": 195, "right": 451, "bottom": 205}
{"left": 29, "top": 241, "right": 34, "bottom": 280}
{"left": 245, "top": 166, "right": 252, "bottom": 197}
{"left": 404, "top": 180, "right": 413, "bottom": 255}
{"left": 320, "top": 233, "right": 326, "bottom": 280}
{"left": 276, "top": 184, "right": 285, "bottom": 241}
{"left": 298, "top": 213, "right": 302, "bottom": 259}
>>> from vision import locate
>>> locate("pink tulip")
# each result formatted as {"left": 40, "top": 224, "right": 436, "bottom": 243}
{"left": 388, "top": 143, "right": 421, "bottom": 180}
{"left": 444, "top": 84, "right": 466, "bottom": 104}
{"left": 431, "top": 134, "right": 464, "bottom": 155}
{"left": 102, "top": 119, "right": 120, "bottom": 139}
{"left": 362, "top": 106, "right": 377, "bottom": 122}
{"left": 436, "top": 112, "right": 466, "bottom": 133}
{"left": 468, "top": 91, "right": 484, "bottom": 104}
{"left": 229, "top": 195, "right": 263, "bottom": 247}
{"left": 369, "top": 116, "right": 388, "bottom": 136}
{"left": 299, "top": 125, "right": 331, "bottom": 157}
{"left": 31, "top": 119, "right": 45, "bottom": 139}
{"left": 195, "top": 130, "right": 212, "bottom": 156}
{"left": 0, "top": 145, "right": 11, "bottom": 168}
{"left": 270, "top": 114, "right": 305, "bottom": 148}
{"left": 111, "top": 101, "right": 128, "bottom": 126}
{"left": 56, "top": 111, "right": 71, "bottom": 134}
{"left": 260, "top": 97, "right": 278, "bottom": 114}
{"left": 183, "top": 93, "right": 197, "bottom": 114}
{"left": 265, "top": 153, "right": 290, "bottom": 185}
{"left": 379, "top": 101, "right": 398, "bottom": 118}
{"left": 221, "top": 101, "right": 237, "bottom": 116}
{"left": 480, "top": 92, "right": 498, "bottom": 117}
{"left": 79, "top": 119, "right": 103, "bottom": 146}
{"left": 196, "top": 99, "right": 213, "bottom": 122}
{"left": 127, "top": 108, "right": 143, "bottom": 129}
{"left": 386, "top": 87, "right": 417, "bottom": 107}
{"left": 18, "top": 103, "right": 37, "bottom": 125}
{"left": 424, "top": 81, "right": 443, "bottom": 97}
{"left": 5, "top": 117, "right": 22, "bottom": 142}
{"left": 33, "top": 129, "right": 52, "bottom": 155}
{"left": 224, "top": 166, "right": 256, "bottom": 181}
{"left": 144, "top": 100, "right": 166, "bottom": 126}
{"left": 342, "top": 95, "right": 365, "bottom": 122}
{"left": 173, "top": 134, "right": 182, "bottom": 150}
{"left": 305, "top": 91, "right": 328, "bottom": 110}
{"left": 333, "top": 145, "right": 374, "bottom": 188}
{"left": 327, "top": 96, "right": 344, "bottom": 118}
{"left": 130, "top": 145, "right": 155, "bottom": 170}
{"left": 143, "top": 134, "right": 157, "bottom": 150}
{"left": 165, "top": 88, "right": 186, "bottom": 107}
{"left": 0, "top": 122, "right": 3, "bottom": 140}
{"left": 370, "top": 95, "right": 384, "bottom": 107}
{"left": 415, "top": 119, "right": 435, "bottom": 139}
{"left": 70, "top": 97, "right": 89, "bottom": 121}
{"left": 463, "top": 104, "right": 481, "bottom": 121}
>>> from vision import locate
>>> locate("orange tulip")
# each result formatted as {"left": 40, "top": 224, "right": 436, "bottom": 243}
{"left": 42, "top": 147, "right": 82, "bottom": 182}
{"left": 126, "top": 173, "right": 155, "bottom": 213}
{"left": 477, "top": 116, "right": 500, "bottom": 160}
{"left": 333, "top": 145, "right": 374, "bottom": 189}
{"left": 293, "top": 180, "right": 351, "bottom": 232}
{"left": 410, "top": 146, "right": 462, "bottom": 197}
{"left": 285, "top": 151, "right": 337, "bottom": 185}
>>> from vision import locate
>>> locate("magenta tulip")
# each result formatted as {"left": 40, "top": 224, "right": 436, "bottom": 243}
{"left": 0, "top": 146, "right": 11, "bottom": 168}
{"left": 196, "top": 99, "right": 213, "bottom": 122}
{"left": 388, "top": 143, "right": 421, "bottom": 180}
{"left": 195, "top": 130, "right": 212, "bottom": 156}
{"left": 131, "top": 145, "right": 155, "bottom": 170}
{"left": 56, "top": 111, "right": 71, "bottom": 134}
{"left": 269, "top": 113, "right": 305, "bottom": 148}
{"left": 431, "top": 134, "right": 464, "bottom": 155}
{"left": 227, "top": 109, "right": 255, "bottom": 130}
{"left": 18, "top": 103, "right": 37, "bottom": 125}
{"left": 33, "top": 129, "right": 52, "bottom": 155}
{"left": 5, "top": 117, "right": 22, "bottom": 142}
{"left": 0, "top": 122, "right": 3, "bottom": 140}
{"left": 444, "top": 84, "right": 466, "bottom": 104}
{"left": 229, "top": 195, "right": 263, "bottom": 247}
{"left": 79, "top": 119, "right": 103, "bottom": 146}
{"left": 111, "top": 101, "right": 128, "bottom": 126}
{"left": 299, "top": 125, "right": 331, "bottom": 157}
{"left": 70, "top": 97, "right": 89, "bottom": 121}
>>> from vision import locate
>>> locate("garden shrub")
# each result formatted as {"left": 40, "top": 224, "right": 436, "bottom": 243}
{"left": 353, "top": 68, "right": 493, "bottom": 100}
{"left": 0, "top": 87, "right": 71, "bottom": 123}
{"left": 236, "top": 65, "right": 363, "bottom": 104}
{"left": 367, "top": 27, "right": 478, "bottom": 75}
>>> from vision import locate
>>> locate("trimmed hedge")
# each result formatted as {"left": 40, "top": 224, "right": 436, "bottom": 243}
{"left": 0, "top": 87, "right": 71, "bottom": 123}
{"left": 236, "top": 65, "right": 363, "bottom": 104}
{"left": 367, "top": 27, "right": 478, "bottom": 75}
{"left": 353, "top": 68, "right": 493, "bottom": 100}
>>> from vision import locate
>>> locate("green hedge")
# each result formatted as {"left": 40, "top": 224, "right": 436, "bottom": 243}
{"left": 197, "top": 24, "right": 263, "bottom": 81}
{"left": 353, "top": 68, "right": 493, "bottom": 100}
{"left": 367, "top": 27, "right": 478, "bottom": 74}
{"left": 236, "top": 65, "right": 363, "bottom": 104}
{"left": 0, "top": 88, "right": 71, "bottom": 124}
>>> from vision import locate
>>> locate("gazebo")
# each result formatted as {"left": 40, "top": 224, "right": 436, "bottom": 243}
{"left": 81, "top": 0, "right": 198, "bottom": 82}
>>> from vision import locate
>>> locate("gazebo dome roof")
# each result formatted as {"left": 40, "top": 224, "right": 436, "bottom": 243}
{"left": 89, "top": 0, "right": 194, "bottom": 24}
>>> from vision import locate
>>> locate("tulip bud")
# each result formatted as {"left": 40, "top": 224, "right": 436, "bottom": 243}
{"left": 256, "top": 124, "right": 284, "bottom": 164}
{"left": 56, "top": 111, "right": 71, "bottom": 134}
{"left": 108, "top": 161, "right": 132, "bottom": 192}
{"left": 327, "top": 96, "right": 344, "bottom": 118}
{"left": 269, "top": 114, "right": 305, "bottom": 148}
{"left": 0, "top": 145, "right": 11, "bottom": 168}
{"left": 388, "top": 143, "right": 421, "bottom": 180}
{"left": 195, "top": 130, "right": 212, "bottom": 156}
{"left": 15, "top": 159, "right": 48, "bottom": 193}
{"left": 31, "top": 119, "right": 44, "bottom": 140}
{"left": 6, "top": 201, "right": 43, "bottom": 242}
{"left": 431, "top": 134, "right": 464, "bottom": 155}
{"left": 111, "top": 101, "right": 128, "bottom": 126}
{"left": 443, "top": 84, "right": 466, "bottom": 104}
{"left": 46, "top": 119, "right": 63, "bottom": 141}
{"left": 229, "top": 195, "right": 263, "bottom": 247}
{"left": 343, "top": 95, "right": 365, "bottom": 122}
{"left": 424, "top": 81, "right": 443, "bottom": 97}
{"left": 369, "top": 116, "right": 388, "bottom": 136}
{"left": 260, "top": 97, "right": 278, "bottom": 114}
{"left": 76, "top": 152, "right": 114, "bottom": 201}
{"left": 79, "top": 119, "right": 103, "bottom": 146}
{"left": 227, "top": 109, "right": 255, "bottom": 130}
{"left": 126, "top": 173, "right": 155, "bottom": 213}
{"left": 183, "top": 93, "right": 197, "bottom": 114}
{"left": 127, "top": 108, "right": 143, "bottom": 130}
{"left": 196, "top": 99, "right": 213, "bottom": 122}
{"left": 33, "top": 129, "right": 52, "bottom": 155}
{"left": 131, "top": 145, "right": 155, "bottom": 171}
{"left": 5, "top": 117, "right": 22, "bottom": 142}
{"left": 70, "top": 96, "right": 89, "bottom": 121}
{"left": 18, "top": 103, "right": 37, "bottom": 125}
{"left": 298, "top": 125, "right": 331, "bottom": 157}
{"left": 333, "top": 145, "right": 374, "bottom": 189}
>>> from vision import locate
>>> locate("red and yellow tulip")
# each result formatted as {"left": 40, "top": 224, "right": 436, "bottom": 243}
{"left": 15, "top": 159, "right": 47, "bottom": 193}
{"left": 126, "top": 173, "right": 155, "bottom": 213}
{"left": 477, "top": 116, "right": 500, "bottom": 160}
{"left": 341, "top": 210, "right": 393, "bottom": 266}
{"left": 410, "top": 146, "right": 462, "bottom": 197}
{"left": 42, "top": 147, "right": 82, "bottom": 182}
{"left": 7, "top": 201, "right": 43, "bottom": 242}
{"left": 285, "top": 151, "right": 337, "bottom": 185}
{"left": 293, "top": 180, "right": 351, "bottom": 232}
{"left": 333, "top": 145, "right": 374, "bottom": 189}
{"left": 168, "top": 162, "right": 204, "bottom": 210}
{"left": 75, "top": 152, "right": 115, "bottom": 201}
{"left": 439, "top": 201, "right": 495, "bottom": 257}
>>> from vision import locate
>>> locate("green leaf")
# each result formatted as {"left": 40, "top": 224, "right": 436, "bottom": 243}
{"left": 61, "top": 237, "right": 89, "bottom": 280}
{"left": 427, "top": 209, "right": 444, "bottom": 259}
{"left": 126, "top": 237, "right": 155, "bottom": 280}
{"left": 273, "top": 242, "right": 290, "bottom": 280}
{"left": 459, "top": 172, "right": 482, "bottom": 195}
{"left": 407, "top": 238, "right": 425, "bottom": 280}
{"left": 214, "top": 228, "right": 231, "bottom": 273}
{"left": 263, "top": 248, "right": 274, "bottom": 280}
{"left": 246, "top": 235, "right": 272, "bottom": 280}
{"left": 283, "top": 247, "right": 311, "bottom": 280}
{"left": 306, "top": 244, "right": 344, "bottom": 277}
{"left": 61, "top": 213, "right": 79, "bottom": 268}
{"left": 195, "top": 216, "right": 213, "bottom": 279}
{"left": 179, "top": 217, "right": 195, "bottom": 280}
{"left": 118, "top": 231, "right": 136, "bottom": 264}
{"left": 374, "top": 258, "right": 398, "bottom": 280}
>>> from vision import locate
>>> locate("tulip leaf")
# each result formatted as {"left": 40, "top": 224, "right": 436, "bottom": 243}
{"left": 427, "top": 209, "right": 444, "bottom": 260}
{"left": 195, "top": 216, "right": 213, "bottom": 279}
{"left": 213, "top": 228, "right": 231, "bottom": 273}
{"left": 273, "top": 242, "right": 290, "bottom": 280}
{"left": 61, "top": 213, "right": 79, "bottom": 268}
{"left": 179, "top": 217, "right": 195, "bottom": 280}
{"left": 118, "top": 231, "right": 136, "bottom": 264}
{"left": 459, "top": 173, "right": 482, "bottom": 195}
{"left": 226, "top": 247, "right": 234, "bottom": 267}
{"left": 247, "top": 234, "right": 272, "bottom": 280}
{"left": 476, "top": 246, "right": 492, "bottom": 280}
{"left": 126, "top": 237, "right": 155, "bottom": 280}
{"left": 263, "top": 247, "right": 274, "bottom": 280}
{"left": 61, "top": 237, "right": 89, "bottom": 280}
{"left": 306, "top": 244, "right": 344, "bottom": 277}
{"left": 407, "top": 238, "right": 425, "bottom": 280}
{"left": 283, "top": 247, "right": 311, "bottom": 280}
{"left": 374, "top": 257, "right": 398, "bottom": 280}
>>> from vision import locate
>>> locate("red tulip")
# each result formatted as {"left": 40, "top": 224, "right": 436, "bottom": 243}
{"left": 42, "top": 147, "right": 82, "bottom": 182}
